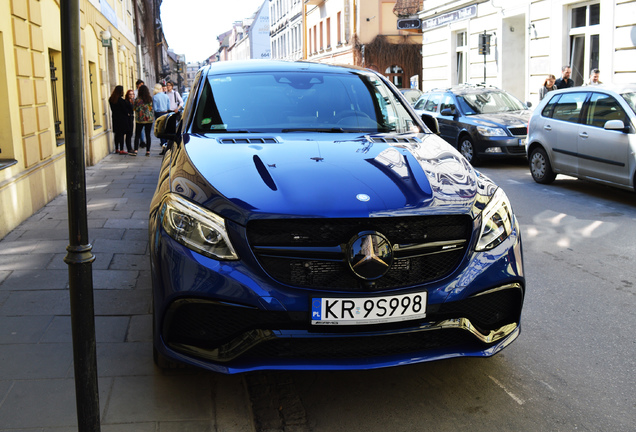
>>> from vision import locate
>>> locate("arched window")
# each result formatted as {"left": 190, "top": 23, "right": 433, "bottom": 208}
{"left": 385, "top": 65, "right": 404, "bottom": 88}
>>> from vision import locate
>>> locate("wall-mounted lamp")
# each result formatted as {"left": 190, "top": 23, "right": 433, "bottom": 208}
{"left": 101, "top": 30, "right": 112, "bottom": 47}
{"left": 119, "top": 44, "right": 127, "bottom": 52}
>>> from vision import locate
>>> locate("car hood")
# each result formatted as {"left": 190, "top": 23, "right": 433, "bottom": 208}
{"left": 469, "top": 110, "right": 531, "bottom": 127}
{"left": 171, "top": 133, "right": 494, "bottom": 225}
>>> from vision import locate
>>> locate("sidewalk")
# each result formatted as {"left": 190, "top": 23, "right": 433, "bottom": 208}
{"left": 0, "top": 138, "right": 254, "bottom": 431}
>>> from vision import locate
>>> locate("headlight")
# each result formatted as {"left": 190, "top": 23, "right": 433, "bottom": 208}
{"left": 476, "top": 188, "right": 513, "bottom": 251}
{"left": 476, "top": 126, "right": 507, "bottom": 136}
{"left": 161, "top": 193, "right": 238, "bottom": 260}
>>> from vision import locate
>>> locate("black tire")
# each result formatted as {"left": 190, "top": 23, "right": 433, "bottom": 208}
{"left": 458, "top": 136, "right": 478, "bottom": 165}
{"left": 529, "top": 147, "right": 556, "bottom": 184}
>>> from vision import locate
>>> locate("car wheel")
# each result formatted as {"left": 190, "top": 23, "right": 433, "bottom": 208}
{"left": 458, "top": 136, "right": 478, "bottom": 165}
{"left": 529, "top": 147, "right": 556, "bottom": 184}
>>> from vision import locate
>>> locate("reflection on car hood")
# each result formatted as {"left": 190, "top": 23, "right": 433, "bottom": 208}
{"left": 171, "top": 133, "right": 492, "bottom": 224}
{"left": 470, "top": 110, "right": 531, "bottom": 127}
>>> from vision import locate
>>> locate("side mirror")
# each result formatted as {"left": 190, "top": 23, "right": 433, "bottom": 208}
{"left": 526, "top": 101, "right": 533, "bottom": 108}
{"left": 440, "top": 108, "right": 456, "bottom": 117}
{"left": 154, "top": 112, "right": 180, "bottom": 141}
{"left": 604, "top": 119, "right": 628, "bottom": 132}
{"left": 421, "top": 113, "right": 440, "bottom": 135}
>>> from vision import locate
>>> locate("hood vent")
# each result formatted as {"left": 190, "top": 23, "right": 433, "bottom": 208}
{"left": 369, "top": 136, "right": 421, "bottom": 144}
{"left": 219, "top": 137, "right": 279, "bottom": 144}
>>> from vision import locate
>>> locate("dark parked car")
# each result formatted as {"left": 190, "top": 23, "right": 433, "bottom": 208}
{"left": 527, "top": 84, "right": 636, "bottom": 191}
{"left": 414, "top": 85, "right": 532, "bottom": 164}
{"left": 151, "top": 60, "right": 525, "bottom": 374}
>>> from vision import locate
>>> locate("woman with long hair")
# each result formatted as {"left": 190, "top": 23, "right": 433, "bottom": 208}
{"left": 108, "top": 85, "right": 128, "bottom": 154}
{"left": 134, "top": 84, "right": 154, "bottom": 156}
{"left": 539, "top": 74, "right": 557, "bottom": 101}
{"left": 123, "top": 89, "right": 135, "bottom": 154}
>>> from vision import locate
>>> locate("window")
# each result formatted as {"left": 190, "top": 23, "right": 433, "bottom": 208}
{"left": 550, "top": 92, "right": 587, "bottom": 123}
{"left": 586, "top": 93, "right": 627, "bottom": 128}
{"left": 337, "top": 12, "right": 342, "bottom": 45}
{"left": 440, "top": 95, "right": 456, "bottom": 114}
{"left": 423, "top": 93, "right": 442, "bottom": 113}
{"left": 49, "top": 50, "right": 64, "bottom": 144}
{"left": 88, "top": 61, "right": 101, "bottom": 128}
{"left": 569, "top": 2, "right": 600, "bottom": 86}
{"left": 413, "top": 96, "right": 428, "bottom": 111}
{"left": 326, "top": 18, "right": 331, "bottom": 48}
{"left": 320, "top": 22, "right": 323, "bottom": 51}
{"left": 453, "top": 31, "right": 467, "bottom": 85}
{"left": 384, "top": 65, "right": 404, "bottom": 88}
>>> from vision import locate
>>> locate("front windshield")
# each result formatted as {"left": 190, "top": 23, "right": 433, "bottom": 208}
{"left": 457, "top": 91, "right": 526, "bottom": 115}
{"left": 192, "top": 71, "right": 420, "bottom": 134}
{"left": 621, "top": 92, "right": 636, "bottom": 115}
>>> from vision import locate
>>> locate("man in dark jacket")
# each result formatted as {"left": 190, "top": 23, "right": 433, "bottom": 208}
{"left": 555, "top": 65, "right": 574, "bottom": 89}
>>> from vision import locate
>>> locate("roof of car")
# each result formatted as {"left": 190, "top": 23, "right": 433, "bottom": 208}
{"left": 423, "top": 84, "right": 504, "bottom": 96}
{"left": 200, "top": 60, "right": 371, "bottom": 76}
{"left": 548, "top": 83, "right": 636, "bottom": 95}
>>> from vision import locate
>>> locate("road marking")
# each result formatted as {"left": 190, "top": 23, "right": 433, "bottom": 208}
{"left": 489, "top": 375, "right": 525, "bottom": 405}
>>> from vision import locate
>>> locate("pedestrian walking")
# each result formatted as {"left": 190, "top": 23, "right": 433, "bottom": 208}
{"left": 165, "top": 81, "right": 184, "bottom": 113}
{"left": 135, "top": 79, "right": 147, "bottom": 148}
{"left": 134, "top": 84, "right": 154, "bottom": 156}
{"left": 123, "top": 89, "right": 135, "bottom": 153}
{"left": 539, "top": 74, "right": 557, "bottom": 101}
{"left": 108, "top": 85, "right": 129, "bottom": 155}
{"left": 153, "top": 83, "right": 170, "bottom": 155}
{"left": 554, "top": 65, "right": 574, "bottom": 89}
{"left": 585, "top": 68, "right": 603, "bottom": 86}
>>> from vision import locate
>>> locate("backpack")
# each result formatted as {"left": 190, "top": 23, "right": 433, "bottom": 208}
{"left": 135, "top": 99, "right": 154, "bottom": 123}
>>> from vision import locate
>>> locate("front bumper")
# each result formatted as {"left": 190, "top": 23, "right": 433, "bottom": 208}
{"left": 151, "top": 220, "right": 525, "bottom": 374}
{"left": 159, "top": 285, "right": 522, "bottom": 373}
{"left": 475, "top": 135, "right": 527, "bottom": 157}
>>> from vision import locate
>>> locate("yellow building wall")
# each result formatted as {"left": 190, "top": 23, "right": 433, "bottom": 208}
{"left": 0, "top": 0, "right": 138, "bottom": 240}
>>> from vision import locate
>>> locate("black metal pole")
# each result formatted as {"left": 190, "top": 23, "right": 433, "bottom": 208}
{"left": 60, "top": 0, "right": 101, "bottom": 431}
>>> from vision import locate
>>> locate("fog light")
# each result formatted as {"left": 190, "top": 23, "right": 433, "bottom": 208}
{"left": 485, "top": 147, "right": 502, "bottom": 154}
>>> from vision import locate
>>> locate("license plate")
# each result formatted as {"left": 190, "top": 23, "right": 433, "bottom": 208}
{"left": 311, "top": 292, "right": 427, "bottom": 326}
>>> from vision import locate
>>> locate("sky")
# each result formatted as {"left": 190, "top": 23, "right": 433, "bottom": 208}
{"left": 160, "top": 0, "right": 267, "bottom": 64}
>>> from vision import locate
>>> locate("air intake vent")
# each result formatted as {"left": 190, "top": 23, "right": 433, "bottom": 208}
{"left": 219, "top": 137, "right": 279, "bottom": 144}
{"left": 369, "top": 136, "right": 421, "bottom": 144}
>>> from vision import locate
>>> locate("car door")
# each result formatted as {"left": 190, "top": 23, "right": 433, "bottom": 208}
{"left": 544, "top": 92, "right": 588, "bottom": 174}
{"left": 437, "top": 94, "right": 460, "bottom": 145}
{"left": 578, "top": 92, "right": 632, "bottom": 186}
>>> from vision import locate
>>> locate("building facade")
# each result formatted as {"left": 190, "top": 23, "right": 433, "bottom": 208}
{"left": 418, "top": 0, "right": 636, "bottom": 105}
{"left": 0, "top": 0, "right": 162, "bottom": 240}
{"left": 270, "top": 0, "right": 304, "bottom": 60}
{"left": 305, "top": 0, "right": 423, "bottom": 89}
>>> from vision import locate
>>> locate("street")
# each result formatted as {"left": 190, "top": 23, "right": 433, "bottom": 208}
{"left": 240, "top": 158, "right": 636, "bottom": 432}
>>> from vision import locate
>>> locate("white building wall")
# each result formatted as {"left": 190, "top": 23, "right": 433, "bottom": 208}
{"left": 420, "top": 0, "right": 636, "bottom": 107}
{"left": 270, "top": 0, "right": 303, "bottom": 60}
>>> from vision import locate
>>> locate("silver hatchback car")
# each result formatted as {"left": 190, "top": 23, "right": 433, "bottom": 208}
{"left": 527, "top": 84, "right": 636, "bottom": 191}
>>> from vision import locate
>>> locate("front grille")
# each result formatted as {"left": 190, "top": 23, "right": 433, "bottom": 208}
{"left": 247, "top": 216, "right": 472, "bottom": 291}
{"left": 507, "top": 127, "right": 527, "bottom": 136}
{"left": 162, "top": 286, "right": 522, "bottom": 362}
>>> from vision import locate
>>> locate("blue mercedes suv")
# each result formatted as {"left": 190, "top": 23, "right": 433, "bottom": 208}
{"left": 150, "top": 60, "right": 524, "bottom": 374}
